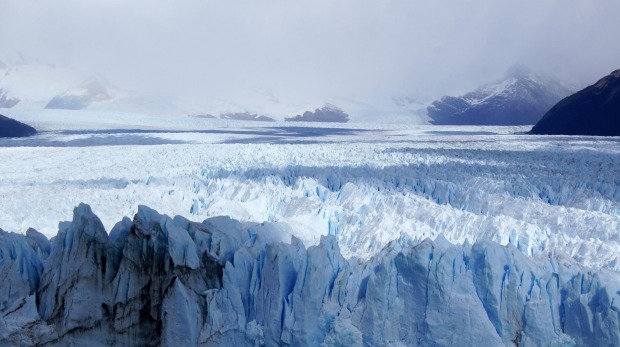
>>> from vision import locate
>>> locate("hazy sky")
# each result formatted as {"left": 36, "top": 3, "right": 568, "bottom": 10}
{"left": 1, "top": 0, "right": 620, "bottom": 107}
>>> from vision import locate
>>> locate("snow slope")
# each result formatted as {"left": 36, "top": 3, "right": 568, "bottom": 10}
{"left": 1, "top": 204, "right": 619, "bottom": 346}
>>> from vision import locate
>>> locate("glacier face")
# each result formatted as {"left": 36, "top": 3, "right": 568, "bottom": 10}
{"left": 1, "top": 204, "right": 619, "bottom": 346}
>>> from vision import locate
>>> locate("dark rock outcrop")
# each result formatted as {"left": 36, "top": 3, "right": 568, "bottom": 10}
{"left": 285, "top": 105, "right": 350, "bottom": 123}
{"left": 0, "top": 114, "right": 37, "bottom": 137}
{"left": 531, "top": 69, "right": 620, "bottom": 136}
{"left": 428, "top": 66, "right": 571, "bottom": 125}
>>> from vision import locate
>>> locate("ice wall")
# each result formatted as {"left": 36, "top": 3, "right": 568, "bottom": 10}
{"left": 1, "top": 204, "right": 619, "bottom": 346}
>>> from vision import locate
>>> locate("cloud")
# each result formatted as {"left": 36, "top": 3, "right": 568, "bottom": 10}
{"left": 1, "top": 0, "right": 619, "bottom": 111}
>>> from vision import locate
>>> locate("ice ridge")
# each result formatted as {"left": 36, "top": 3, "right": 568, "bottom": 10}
{"left": 0, "top": 204, "right": 619, "bottom": 346}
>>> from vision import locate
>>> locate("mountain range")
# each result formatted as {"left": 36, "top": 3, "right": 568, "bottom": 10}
{"left": 0, "top": 59, "right": 114, "bottom": 111}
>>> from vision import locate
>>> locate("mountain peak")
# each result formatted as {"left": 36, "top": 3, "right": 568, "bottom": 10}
{"left": 45, "top": 76, "right": 113, "bottom": 110}
{"left": 427, "top": 66, "right": 571, "bottom": 125}
{"left": 504, "top": 64, "right": 533, "bottom": 80}
{"left": 594, "top": 69, "right": 620, "bottom": 89}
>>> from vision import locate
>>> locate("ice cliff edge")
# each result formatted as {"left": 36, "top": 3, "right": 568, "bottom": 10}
{"left": 1, "top": 203, "right": 619, "bottom": 346}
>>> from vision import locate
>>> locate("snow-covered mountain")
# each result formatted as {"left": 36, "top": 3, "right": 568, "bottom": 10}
{"left": 0, "top": 58, "right": 113, "bottom": 110}
{"left": 1, "top": 204, "right": 619, "bottom": 346}
{"left": 428, "top": 66, "right": 572, "bottom": 125}
{"left": 45, "top": 77, "right": 113, "bottom": 110}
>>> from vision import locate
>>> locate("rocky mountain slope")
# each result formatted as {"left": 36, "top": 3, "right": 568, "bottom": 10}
{"left": 428, "top": 67, "right": 572, "bottom": 125}
{"left": 1, "top": 204, "right": 619, "bottom": 346}
{"left": 285, "top": 105, "right": 350, "bottom": 123}
{"left": 531, "top": 69, "right": 620, "bottom": 136}
{"left": 0, "top": 114, "right": 37, "bottom": 137}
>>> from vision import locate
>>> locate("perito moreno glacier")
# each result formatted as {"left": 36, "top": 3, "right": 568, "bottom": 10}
{"left": 1, "top": 203, "right": 619, "bottom": 346}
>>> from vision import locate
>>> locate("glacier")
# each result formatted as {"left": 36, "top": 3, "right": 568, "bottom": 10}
{"left": 1, "top": 121, "right": 619, "bottom": 270}
{"left": 1, "top": 204, "right": 619, "bottom": 346}
{"left": 1, "top": 116, "right": 619, "bottom": 345}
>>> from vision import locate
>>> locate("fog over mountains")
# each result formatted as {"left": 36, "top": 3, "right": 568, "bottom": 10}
{"left": 0, "top": 57, "right": 591, "bottom": 125}
{"left": 1, "top": 1, "right": 620, "bottom": 122}
{"left": 1, "top": 3, "right": 620, "bottom": 344}
{"left": 427, "top": 66, "right": 572, "bottom": 125}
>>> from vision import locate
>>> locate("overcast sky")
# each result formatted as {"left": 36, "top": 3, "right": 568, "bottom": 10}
{"left": 1, "top": 0, "right": 619, "bottom": 108}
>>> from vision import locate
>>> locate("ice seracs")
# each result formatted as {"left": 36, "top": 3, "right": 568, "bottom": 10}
{"left": 1, "top": 123, "right": 619, "bottom": 272}
{"left": 1, "top": 204, "right": 620, "bottom": 346}
{"left": 0, "top": 228, "right": 44, "bottom": 313}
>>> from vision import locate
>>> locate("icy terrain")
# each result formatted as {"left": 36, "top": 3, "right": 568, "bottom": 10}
{"left": 1, "top": 110, "right": 620, "bottom": 271}
{"left": 1, "top": 110, "right": 620, "bottom": 345}
{"left": 1, "top": 204, "right": 619, "bottom": 346}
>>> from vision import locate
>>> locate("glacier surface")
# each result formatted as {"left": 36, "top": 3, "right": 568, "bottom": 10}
{"left": 1, "top": 116, "right": 619, "bottom": 271}
{"left": 1, "top": 113, "right": 620, "bottom": 345}
{"left": 1, "top": 204, "right": 619, "bottom": 346}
